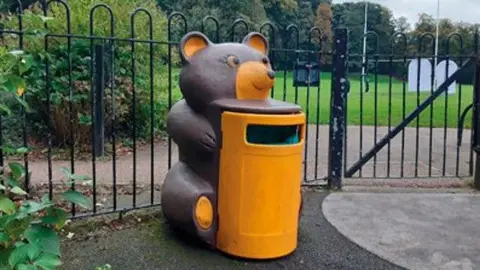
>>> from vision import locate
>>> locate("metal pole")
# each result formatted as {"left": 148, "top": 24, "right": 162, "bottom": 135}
{"left": 473, "top": 29, "right": 480, "bottom": 190}
{"left": 361, "top": 1, "right": 368, "bottom": 84}
{"left": 94, "top": 44, "right": 105, "bottom": 157}
{"left": 434, "top": 0, "right": 440, "bottom": 90}
{"left": 328, "top": 28, "right": 348, "bottom": 189}
{"left": 475, "top": 153, "right": 480, "bottom": 189}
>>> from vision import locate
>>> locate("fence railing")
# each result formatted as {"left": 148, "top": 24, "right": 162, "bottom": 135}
{"left": 0, "top": 2, "right": 330, "bottom": 218}
{"left": 0, "top": 1, "right": 477, "bottom": 219}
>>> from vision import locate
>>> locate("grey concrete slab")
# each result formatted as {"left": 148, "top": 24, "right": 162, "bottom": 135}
{"left": 61, "top": 192, "right": 403, "bottom": 270}
{"left": 322, "top": 192, "right": 480, "bottom": 270}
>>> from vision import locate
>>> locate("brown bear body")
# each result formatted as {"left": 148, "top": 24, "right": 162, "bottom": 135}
{"left": 161, "top": 31, "right": 302, "bottom": 246}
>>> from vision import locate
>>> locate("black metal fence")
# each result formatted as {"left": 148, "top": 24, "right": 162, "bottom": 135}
{"left": 344, "top": 32, "right": 477, "bottom": 180}
{"left": 0, "top": 1, "right": 478, "bottom": 219}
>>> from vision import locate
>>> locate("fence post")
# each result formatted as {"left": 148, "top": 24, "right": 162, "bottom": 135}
{"left": 473, "top": 30, "right": 480, "bottom": 190}
{"left": 94, "top": 44, "right": 105, "bottom": 157}
{"left": 328, "top": 28, "right": 348, "bottom": 189}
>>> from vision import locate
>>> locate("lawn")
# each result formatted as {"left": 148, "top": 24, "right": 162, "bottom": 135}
{"left": 169, "top": 71, "right": 473, "bottom": 129}
{"left": 271, "top": 72, "right": 473, "bottom": 129}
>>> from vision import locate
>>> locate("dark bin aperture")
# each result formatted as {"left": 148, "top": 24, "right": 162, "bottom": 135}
{"left": 246, "top": 124, "right": 301, "bottom": 145}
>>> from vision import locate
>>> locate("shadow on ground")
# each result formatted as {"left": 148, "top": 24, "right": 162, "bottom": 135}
{"left": 61, "top": 192, "right": 404, "bottom": 270}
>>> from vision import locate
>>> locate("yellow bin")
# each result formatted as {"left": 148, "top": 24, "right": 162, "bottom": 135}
{"left": 215, "top": 110, "right": 305, "bottom": 259}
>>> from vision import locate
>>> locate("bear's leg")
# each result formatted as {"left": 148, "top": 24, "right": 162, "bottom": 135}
{"left": 161, "top": 161, "right": 217, "bottom": 246}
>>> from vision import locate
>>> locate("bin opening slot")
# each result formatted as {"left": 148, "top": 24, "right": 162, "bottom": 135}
{"left": 246, "top": 124, "right": 301, "bottom": 145}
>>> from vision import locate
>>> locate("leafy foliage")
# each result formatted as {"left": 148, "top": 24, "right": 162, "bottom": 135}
{"left": 1, "top": 2, "right": 172, "bottom": 150}
{"left": 0, "top": 0, "right": 37, "bottom": 13}
{"left": 18, "top": 39, "right": 141, "bottom": 146}
{"left": 0, "top": 36, "right": 104, "bottom": 270}
{"left": 158, "top": 0, "right": 313, "bottom": 45}
{"left": 332, "top": 2, "right": 395, "bottom": 56}
{"left": 0, "top": 148, "right": 92, "bottom": 270}
{"left": 0, "top": 48, "right": 34, "bottom": 116}
{"left": 2, "top": 0, "right": 168, "bottom": 55}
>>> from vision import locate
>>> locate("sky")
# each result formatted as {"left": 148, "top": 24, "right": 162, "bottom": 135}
{"left": 332, "top": 0, "right": 478, "bottom": 25}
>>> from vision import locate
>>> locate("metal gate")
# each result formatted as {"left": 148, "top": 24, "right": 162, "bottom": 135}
{"left": 341, "top": 31, "right": 477, "bottom": 183}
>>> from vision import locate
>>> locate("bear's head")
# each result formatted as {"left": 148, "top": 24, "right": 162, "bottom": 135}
{"left": 178, "top": 31, "right": 275, "bottom": 113}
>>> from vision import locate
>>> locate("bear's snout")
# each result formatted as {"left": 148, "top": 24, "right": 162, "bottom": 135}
{"left": 235, "top": 61, "right": 275, "bottom": 100}
{"left": 249, "top": 62, "right": 275, "bottom": 87}
{"left": 251, "top": 69, "right": 275, "bottom": 90}
{"left": 267, "top": 70, "right": 275, "bottom": 80}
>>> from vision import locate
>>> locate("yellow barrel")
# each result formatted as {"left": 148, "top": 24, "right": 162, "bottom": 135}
{"left": 215, "top": 111, "right": 305, "bottom": 259}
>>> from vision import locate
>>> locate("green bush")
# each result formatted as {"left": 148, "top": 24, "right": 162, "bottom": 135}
{"left": 1, "top": 1, "right": 175, "bottom": 149}
{"left": 0, "top": 148, "right": 93, "bottom": 270}
{"left": 0, "top": 47, "right": 32, "bottom": 115}
{"left": 0, "top": 0, "right": 36, "bottom": 13}
{"left": 20, "top": 39, "right": 172, "bottom": 147}
{"left": 0, "top": 46, "right": 99, "bottom": 269}
{"left": 0, "top": 43, "right": 38, "bottom": 158}
{"left": 2, "top": 0, "right": 168, "bottom": 53}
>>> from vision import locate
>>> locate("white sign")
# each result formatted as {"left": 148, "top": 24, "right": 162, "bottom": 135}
{"left": 408, "top": 59, "right": 433, "bottom": 92}
{"left": 435, "top": 60, "right": 458, "bottom": 95}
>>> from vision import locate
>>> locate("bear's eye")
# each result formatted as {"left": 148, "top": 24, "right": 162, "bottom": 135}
{"left": 226, "top": 55, "right": 240, "bottom": 68}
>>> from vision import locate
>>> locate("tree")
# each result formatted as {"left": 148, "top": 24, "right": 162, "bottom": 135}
{"left": 454, "top": 22, "right": 478, "bottom": 52}
{"left": 411, "top": 14, "right": 460, "bottom": 54}
{"left": 394, "top": 16, "right": 411, "bottom": 33}
{"left": 262, "top": 0, "right": 298, "bottom": 35}
{"left": 156, "top": 0, "right": 318, "bottom": 50}
{"left": 332, "top": 2, "right": 395, "bottom": 54}
{"left": 412, "top": 13, "right": 436, "bottom": 36}
{"left": 307, "top": 0, "right": 332, "bottom": 13}
{"left": 314, "top": 3, "right": 333, "bottom": 52}
{"left": 250, "top": 0, "right": 268, "bottom": 26}
{"left": 157, "top": 0, "right": 279, "bottom": 43}
{"left": 295, "top": 1, "right": 315, "bottom": 46}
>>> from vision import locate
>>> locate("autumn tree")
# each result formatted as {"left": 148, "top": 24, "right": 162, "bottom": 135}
{"left": 308, "top": 0, "right": 332, "bottom": 12}
{"left": 314, "top": 2, "right": 333, "bottom": 51}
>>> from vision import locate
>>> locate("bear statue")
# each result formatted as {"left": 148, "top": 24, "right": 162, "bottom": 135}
{"left": 161, "top": 31, "right": 303, "bottom": 252}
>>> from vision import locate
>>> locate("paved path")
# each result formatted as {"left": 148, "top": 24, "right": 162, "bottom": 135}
{"left": 322, "top": 192, "right": 480, "bottom": 270}
{"left": 61, "top": 192, "right": 403, "bottom": 270}
{"left": 14, "top": 126, "right": 473, "bottom": 187}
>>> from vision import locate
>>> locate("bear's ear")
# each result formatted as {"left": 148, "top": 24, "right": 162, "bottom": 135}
{"left": 180, "top": 31, "right": 211, "bottom": 62}
{"left": 242, "top": 32, "right": 269, "bottom": 55}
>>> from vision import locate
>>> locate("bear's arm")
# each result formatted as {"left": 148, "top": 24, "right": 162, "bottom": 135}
{"left": 166, "top": 99, "right": 216, "bottom": 152}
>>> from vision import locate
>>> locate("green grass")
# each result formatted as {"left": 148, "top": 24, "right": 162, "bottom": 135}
{"left": 170, "top": 71, "right": 473, "bottom": 129}
{"left": 272, "top": 72, "right": 473, "bottom": 129}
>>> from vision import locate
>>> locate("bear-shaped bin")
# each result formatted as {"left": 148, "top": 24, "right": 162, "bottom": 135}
{"left": 161, "top": 31, "right": 306, "bottom": 260}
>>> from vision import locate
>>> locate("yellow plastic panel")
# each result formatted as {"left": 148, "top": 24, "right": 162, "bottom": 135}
{"left": 216, "top": 111, "right": 305, "bottom": 259}
{"left": 195, "top": 196, "right": 213, "bottom": 229}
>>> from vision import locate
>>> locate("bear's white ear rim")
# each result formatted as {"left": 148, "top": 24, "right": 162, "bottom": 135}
{"left": 180, "top": 31, "right": 211, "bottom": 62}
{"left": 242, "top": 32, "right": 269, "bottom": 55}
